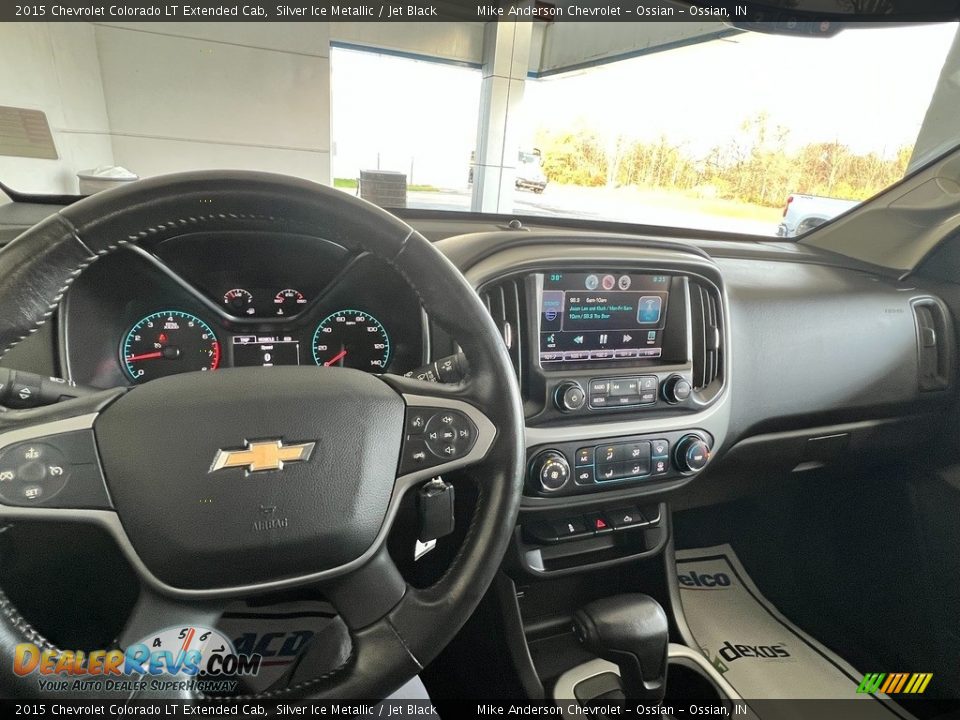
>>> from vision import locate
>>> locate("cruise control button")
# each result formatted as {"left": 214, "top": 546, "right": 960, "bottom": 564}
{"left": 17, "top": 461, "right": 47, "bottom": 483}
{"left": 608, "top": 507, "right": 645, "bottom": 529}
{"left": 21, "top": 445, "right": 45, "bottom": 462}
{"left": 21, "top": 485, "right": 43, "bottom": 501}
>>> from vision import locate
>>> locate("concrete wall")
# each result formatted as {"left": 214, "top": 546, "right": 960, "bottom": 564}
{"left": 0, "top": 20, "right": 733, "bottom": 198}
{"left": 0, "top": 23, "right": 114, "bottom": 194}
{"left": 94, "top": 22, "right": 332, "bottom": 184}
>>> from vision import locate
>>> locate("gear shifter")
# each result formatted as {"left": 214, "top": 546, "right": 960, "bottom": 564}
{"left": 573, "top": 594, "right": 669, "bottom": 702}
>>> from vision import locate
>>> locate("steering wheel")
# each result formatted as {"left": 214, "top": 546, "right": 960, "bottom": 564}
{"left": 0, "top": 172, "right": 525, "bottom": 699}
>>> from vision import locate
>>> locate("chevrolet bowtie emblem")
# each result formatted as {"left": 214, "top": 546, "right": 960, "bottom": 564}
{"left": 209, "top": 440, "right": 316, "bottom": 474}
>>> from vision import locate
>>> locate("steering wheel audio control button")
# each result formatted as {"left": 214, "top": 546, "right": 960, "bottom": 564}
{"left": 400, "top": 407, "right": 479, "bottom": 474}
{"left": 406, "top": 410, "right": 432, "bottom": 435}
{"left": 423, "top": 410, "right": 476, "bottom": 457}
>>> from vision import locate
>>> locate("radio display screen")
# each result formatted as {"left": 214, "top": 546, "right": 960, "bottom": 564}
{"left": 538, "top": 272, "right": 670, "bottom": 365}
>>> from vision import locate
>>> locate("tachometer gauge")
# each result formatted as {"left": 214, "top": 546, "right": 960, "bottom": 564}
{"left": 312, "top": 310, "right": 391, "bottom": 371}
{"left": 121, "top": 311, "right": 220, "bottom": 382}
{"left": 223, "top": 288, "right": 255, "bottom": 315}
{"left": 273, "top": 288, "right": 307, "bottom": 316}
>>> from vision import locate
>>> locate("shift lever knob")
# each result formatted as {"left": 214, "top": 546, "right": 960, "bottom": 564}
{"left": 573, "top": 594, "right": 669, "bottom": 701}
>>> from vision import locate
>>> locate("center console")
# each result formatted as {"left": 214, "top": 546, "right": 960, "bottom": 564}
{"left": 460, "top": 240, "right": 732, "bottom": 706}
{"left": 471, "top": 246, "right": 730, "bottom": 577}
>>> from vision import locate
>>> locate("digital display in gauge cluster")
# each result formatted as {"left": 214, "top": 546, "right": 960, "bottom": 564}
{"left": 120, "top": 307, "right": 393, "bottom": 382}
{"left": 232, "top": 335, "right": 301, "bottom": 367}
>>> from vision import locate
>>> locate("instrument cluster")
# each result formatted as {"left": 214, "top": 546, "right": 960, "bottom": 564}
{"left": 61, "top": 232, "right": 425, "bottom": 388}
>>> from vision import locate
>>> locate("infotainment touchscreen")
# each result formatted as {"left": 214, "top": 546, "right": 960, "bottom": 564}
{"left": 539, "top": 272, "right": 669, "bottom": 365}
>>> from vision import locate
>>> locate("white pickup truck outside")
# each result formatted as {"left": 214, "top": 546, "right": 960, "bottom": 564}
{"left": 777, "top": 194, "right": 859, "bottom": 237}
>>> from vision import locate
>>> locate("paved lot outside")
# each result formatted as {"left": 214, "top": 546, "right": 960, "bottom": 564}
{"left": 397, "top": 185, "right": 782, "bottom": 237}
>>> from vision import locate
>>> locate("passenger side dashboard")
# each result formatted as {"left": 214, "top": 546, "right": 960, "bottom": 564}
{"left": 441, "top": 231, "right": 957, "bottom": 577}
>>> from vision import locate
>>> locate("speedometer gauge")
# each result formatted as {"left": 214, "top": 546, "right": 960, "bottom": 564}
{"left": 312, "top": 310, "right": 391, "bottom": 371}
{"left": 121, "top": 310, "right": 220, "bottom": 382}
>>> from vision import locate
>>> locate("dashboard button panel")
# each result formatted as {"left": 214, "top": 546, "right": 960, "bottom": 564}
{"left": 400, "top": 407, "right": 477, "bottom": 474}
{"left": 526, "top": 430, "right": 712, "bottom": 497}
{"left": 522, "top": 504, "right": 662, "bottom": 545}
{"left": 0, "top": 431, "right": 110, "bottom": 508}
{"left": 589, "top": 375, "right": 659, "bottom": 409}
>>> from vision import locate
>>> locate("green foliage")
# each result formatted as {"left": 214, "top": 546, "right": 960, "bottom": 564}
{"left": 535, "top": 114, "right": 912, "bottom": 208}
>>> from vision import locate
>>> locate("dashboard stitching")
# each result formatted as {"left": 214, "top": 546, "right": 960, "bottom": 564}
{"left": 0, "top": 213, "right": 279, "bottom": 363}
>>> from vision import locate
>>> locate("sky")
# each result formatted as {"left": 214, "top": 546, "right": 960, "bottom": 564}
{"left": 520, "top": 22, "right": 959, "bottom": 158}
{"left": 332, "top": 22, "right": 958, "bottom": 188}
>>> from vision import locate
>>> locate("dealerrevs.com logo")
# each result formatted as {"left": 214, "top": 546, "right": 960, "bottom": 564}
{"left": 13, "top": 625, "right": 261, "bottom": 694}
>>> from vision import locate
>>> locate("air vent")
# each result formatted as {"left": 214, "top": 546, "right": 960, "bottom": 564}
{"left": 479, "top": 277, "right": 526, "bottom": 391}
{"left": 912, "top": 298, "right": 950, "bottom": 392}
{"left": 689, "top": 280, "right": 723, "bottom": 393}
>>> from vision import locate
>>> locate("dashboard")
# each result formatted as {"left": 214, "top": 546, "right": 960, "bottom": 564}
{"left": 0, "top": 200, "right": 956, "bottom": 580}
{"left": 61, "top": 231, "right": 426, "bottom": 388}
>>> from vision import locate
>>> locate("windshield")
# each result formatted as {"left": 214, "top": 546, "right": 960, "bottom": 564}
{"left": 1, "top": 21, "right": 957, "bottom": 238}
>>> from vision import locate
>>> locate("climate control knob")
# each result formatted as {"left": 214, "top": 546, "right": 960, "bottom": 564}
{"left": 532, "top": 451, "right": 571, "bottom": 492}
{"left": 554, "top": 382, "right": 586, "bottom": 412}
{"left": 674, "top": 435, "right": 711, "bottom": 473}
{"left": 662, "top": 375, "right": 692, "bottom": 404}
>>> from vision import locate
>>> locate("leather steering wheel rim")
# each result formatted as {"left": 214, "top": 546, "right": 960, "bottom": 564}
{"left": 0, "top": 171, "right": 525, "bottom": 699}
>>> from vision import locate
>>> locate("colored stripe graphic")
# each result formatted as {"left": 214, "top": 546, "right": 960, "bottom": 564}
{"left": 859, "top": 672, "right": 932, "bottom": 695}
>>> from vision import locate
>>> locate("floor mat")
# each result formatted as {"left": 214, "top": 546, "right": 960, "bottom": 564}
{"left": 676, "top": 544, "right": 915, "bottom": 719}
